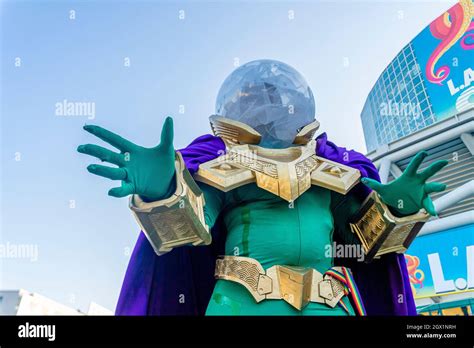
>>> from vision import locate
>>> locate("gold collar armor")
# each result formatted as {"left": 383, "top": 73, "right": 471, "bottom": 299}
{"left": 193, "top": 116, "right": 361, "bottom": 202}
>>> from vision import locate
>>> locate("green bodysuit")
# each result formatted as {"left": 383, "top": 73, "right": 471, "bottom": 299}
{"left": 77, "top": 118, "right": 447, "bottom": 316}
{"left": 201, "top": 182, "right": 360, "bottom": 316}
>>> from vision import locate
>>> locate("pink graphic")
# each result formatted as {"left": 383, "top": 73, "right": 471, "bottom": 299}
{"left": 405, "top": 254, "right": 425, "bottom": 295}
{"left": 426, "top": 0, "right": 474, "bottom": 85}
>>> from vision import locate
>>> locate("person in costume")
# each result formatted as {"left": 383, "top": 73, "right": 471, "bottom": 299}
{"left": 77, "top": 60, "right": 448, "bottom": 316}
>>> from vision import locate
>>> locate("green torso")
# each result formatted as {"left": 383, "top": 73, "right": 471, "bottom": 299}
{"left": 222, "top": 184, "right": 334, "bottom": 272}
{"left": 203, "top": 183, "right": 356, "bottom": 316}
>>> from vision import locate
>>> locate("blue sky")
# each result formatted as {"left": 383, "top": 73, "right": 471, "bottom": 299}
{"left": 1, "top": 0, "right": 456, "bottom": 312}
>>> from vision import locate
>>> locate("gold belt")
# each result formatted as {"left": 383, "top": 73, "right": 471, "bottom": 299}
{"left": 214, "top": 256, "right": 347, "bottom": 311}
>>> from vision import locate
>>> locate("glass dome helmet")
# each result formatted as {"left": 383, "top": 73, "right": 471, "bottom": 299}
{"left": 215, "top": 59, "right": 316, "bottom": 148}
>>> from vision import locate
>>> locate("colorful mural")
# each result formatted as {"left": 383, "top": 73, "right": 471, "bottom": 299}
{"left": 412, "top": 0, "right": 474, "bottom": 119}
{"left": 425, "top": 0, "right": 474, "bottom": 85}
{"left": 405, "top": 223, "right": 474, "bottom": 299}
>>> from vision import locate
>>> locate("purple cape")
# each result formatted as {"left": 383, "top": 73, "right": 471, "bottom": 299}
{"left": 115, "top": 133, "right": 416, "bottom": 316}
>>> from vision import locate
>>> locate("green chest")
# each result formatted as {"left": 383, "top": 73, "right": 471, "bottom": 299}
{"left": 221, "top": 184, "right": 335, "bottom": 271}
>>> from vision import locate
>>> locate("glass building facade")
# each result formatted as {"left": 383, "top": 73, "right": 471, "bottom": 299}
{"left": 361, "top": 1, "right": 474, "bottom": 315}
{"left": 361, "top": 43, "right": 437, "bottom": 152}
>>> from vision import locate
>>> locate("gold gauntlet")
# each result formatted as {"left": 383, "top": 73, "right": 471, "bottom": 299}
{"left": 129, "top": 152, "right": 211, "bottom": 256}
{"left": 349, "top": 191, "right": 430, "bottom": 262}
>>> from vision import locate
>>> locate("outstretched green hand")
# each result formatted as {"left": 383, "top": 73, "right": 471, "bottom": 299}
{"left": 77, "top": 116, "right": 175, "bottom": 202}
{"left": 361, "top": 151, "right": 448, "bottom": 216}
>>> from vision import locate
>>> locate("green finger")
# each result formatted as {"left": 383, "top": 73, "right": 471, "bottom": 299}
{"left": 419, "top": 160, "right": 449, "bottom": 181}
{"left": 108, "top": 182, "right": 134, "bottom": 198}
{"left": 77, "top": 144, "right": 125, "bottom": 166}
{"left": 404, "top": 151, "right": 428, "bottom": 176}
{"left": 422, "top": 196, "right": 437, "bottom": 216}
{"left": 159, "top": 116, "right": 174, "bottom": 148}
{"left": 425, "top": 182, "right": 447, "bottom": 194}
{"left": 87, "top": 164, "right": 127, "bottom": 181}
{"left": 83, "top": 125, "right": 135, "bottom": 152}
{"left": 361, "top": 177, "right": 385, "bottom": 192}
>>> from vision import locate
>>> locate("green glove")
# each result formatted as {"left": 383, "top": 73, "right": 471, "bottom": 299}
{"left": 77, "top": 116, "right": 175, "bottom": 202}
{"left": 361, "top": 151, "right": 448, "bottom": 216}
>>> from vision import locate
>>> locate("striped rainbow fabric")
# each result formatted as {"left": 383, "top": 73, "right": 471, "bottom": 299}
{"left": 325, "top": 267, "right": 367, "bottom": 316}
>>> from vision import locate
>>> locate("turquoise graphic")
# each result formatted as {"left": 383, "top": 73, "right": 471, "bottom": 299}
{"left": 406, "top": 223, "right": 474, "bottom": 299}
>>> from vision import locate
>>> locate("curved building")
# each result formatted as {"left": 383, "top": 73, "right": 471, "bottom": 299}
{"left": 361, "top": 0, "right": 474, "bottom": 152}
{"left": 361, "top": 1, "right": 474, "bottom": 316}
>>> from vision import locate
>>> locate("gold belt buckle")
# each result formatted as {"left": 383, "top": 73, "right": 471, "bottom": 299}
{"left": 275, "top": 266, "right": 344, "bottom": 310}
{"left": 276, "top": 266, "right": 314, "bottom": 310}
{"left": 215, "top": 256, "right": 346, "bottom": 311}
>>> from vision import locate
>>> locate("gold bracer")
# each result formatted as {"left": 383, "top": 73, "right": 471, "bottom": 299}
{"left": 194, "top": 116, "right": 361, "bottom": 202}
{"left": 349, "top": 191, "right": 430, "bottom": 262}
{"left": 214, "top": 256, "right": 346, "bottom": 310}
{"left": 129, "top": 152, "right": 211, "bottom": 256}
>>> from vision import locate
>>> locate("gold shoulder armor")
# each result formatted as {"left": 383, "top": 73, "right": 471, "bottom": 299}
{"left": 194, "top": 116, "right": 360, "bottom": 202}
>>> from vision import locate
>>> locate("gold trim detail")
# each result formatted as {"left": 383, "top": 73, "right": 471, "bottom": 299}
{"left": 215, "top": 256, "right": 346, "bottom": 311}
{"left": 209, "top": 115, "right": 261, "bottom": 145}
{"left": 293, "top": 120, "right": 320, "bottom": 145}
{"left": 209, "top": 115, "right": 320, "bottom": 146}
{"left": 129, "top": 152, "right": 211, "bottom": 256}
{"left": 349, "top": 191, "right": 430, "bottom": 262}
{"left": 194, "top": 139, "right": 361, "bottom": 201}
